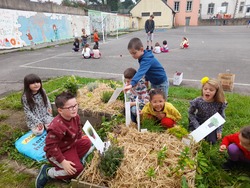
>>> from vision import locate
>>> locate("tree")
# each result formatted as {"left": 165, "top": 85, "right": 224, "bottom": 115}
{"left": 107, "top": 0, "right": 119, "bottom": 11}
{"left": 120, "top": 0, "right": 134, "bottom": 9}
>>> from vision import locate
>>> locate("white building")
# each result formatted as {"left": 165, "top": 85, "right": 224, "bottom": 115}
{"left": 199, "top": 0, "right": 250, "bottom": 19}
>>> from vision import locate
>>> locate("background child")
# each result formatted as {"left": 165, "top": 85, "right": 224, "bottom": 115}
{"left": 82, "top": 43, "right": 92, "bottom": 59}
{"left": 161, "top": 40, "right": 169, "bottom": 52}
{"left": 180, "top": 37, "right": 189, "bottom": 49}
{"left": 188, "top": 77, "right": 227, "bottom": 144}
{"left": 219, "top": 125, "right": 250, "bottom": 170}
{"left": 153, "top": 42, "right": 161, "bottom": 54}
{"left": 81, "top": 28, "right": 88, "bottom": 48}
{"left": 92, "top": 44, "right": 101, "bottom": 59}
{"left": 124, "top": 37, "right": 169, "bottom": 98}
{"left": 141, "top": 89, "right": 181, "bottom": 128}
{"left": 21, "top": 74, "right": 53, "bottom": 135}
{"left": 124, "top": 67, "right": 149, "bottom": 123}
{"left": 36, "top": 91, "right": 92, "bottom": 187}
{"left": 72, "top": 37, "right": 80, "bottom": 52}
{"left": 93, "top": 29, "right": 100, "bottom": 49}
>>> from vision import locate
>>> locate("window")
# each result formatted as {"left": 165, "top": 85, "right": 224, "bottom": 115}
{"left": 199, "top": 4, "right": 202, "bottom": 14}
{"left": 207, "top": 3, "right": 215, "bottom": 14}
{"left": 174, "top": 1, "right": 180, "bottom": 12}
{"left": 153, "top": 12, "right": 161, "bottom": 16}
{"left": 239, "top": 2, "right": 245, "bottom": 13}
{"left": 141, "top": 12, "right": 150, "bottom": 17}
{"left": 221, "top": 2, "right": 228, "bottom": 13}
{"left": 247, "top": 7, "right": 250, "bottom": 13}
{"left": 186, "top": 1, "right": 192, "bottom": 11}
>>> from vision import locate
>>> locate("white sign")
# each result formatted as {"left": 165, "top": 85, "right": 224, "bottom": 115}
{"left": 188, "top": 112, "right": 225, "bottom": 143}
{"left": 108, "top": 88, "right": 123, "bottom": 104}
{"left": 135, "top": 96, "right": 140, "bottom": 131}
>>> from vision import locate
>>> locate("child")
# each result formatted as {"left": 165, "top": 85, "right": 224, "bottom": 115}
{"left": 124, "top": 37, "right": 169, "bottom": 98}
{"left": 82, "top": 43, "right": 92, "bottom": 59}
{"left": 188, "top": 77, "right": 227, "bottom": 144}
{"left": 92, "top": 44, "right": 101, "bottom": 59}
{"left": 93, "top": 29, "right": 100, "bottom": 49}
{"left": 72, "top": 37, "right": 80, "bottom": 52}
{"left": 153, "top": 42, "right": 161, "bottom": 54}
{"left": 161, "top": 40, "right": 169, "bottom": 53}
{"left": 219, "top": 125, "right": 250, "bottom": 170}
{"left": 81, "top": 28, "right": 88, "bottom": 48}
{"left": 21, "top": 74, "right": 53, "bottom": 136}
{"left": 141, "top": 89, "right": 181, "bottom": 128}
{"left": 180, "top": 37, "right": 189, "bottom": 49}
{"left": 35, "top": 91, "right": 92, "bottom": 188}
{"left": 124, "top": 67, "right": 149, "bottom": 123}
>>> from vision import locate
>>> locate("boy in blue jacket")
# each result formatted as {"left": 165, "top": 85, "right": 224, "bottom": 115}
{"left": 124, "top": 37, "right": 169, "bottom": 98}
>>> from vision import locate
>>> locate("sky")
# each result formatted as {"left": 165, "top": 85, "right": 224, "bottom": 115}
{"left": 30, "top": 0, "right": 136, "bottom": 5}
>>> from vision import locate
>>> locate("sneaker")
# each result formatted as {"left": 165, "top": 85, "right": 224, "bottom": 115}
{"left": 222, "top": 159, "right": 237, "bottom": 171}
{"left": 35, "top": 164, "right": 51, "bottom": 188}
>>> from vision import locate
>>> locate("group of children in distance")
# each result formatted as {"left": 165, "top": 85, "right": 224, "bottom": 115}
{"left": 20, "top": 36, "right": 248, "bottom": 187}
{"left": 152, "top": 37, "right": 189, "bottom": 54}
{"left": 72, "top": 28, "right": 101, "bottom": 59}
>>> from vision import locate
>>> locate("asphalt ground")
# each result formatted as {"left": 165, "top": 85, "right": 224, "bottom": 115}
{"left": 0, "top": 25, "right": 249, "bottom": 97}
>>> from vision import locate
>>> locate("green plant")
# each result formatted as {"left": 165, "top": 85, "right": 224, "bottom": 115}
{"left": 146, "top": 167, "right": 156, "bottom": 179}
{"left": 181, "top": 176, "right": 189, "bottom": 188}
{"left": 86, "top": 82, "right": 99, "bottom": 92}
{"left": 98, "top": 145, "right": 124, "bottom": 178}
{"left": 101, "top": 91, "right": 113, "bottom": 103}
{"left": 0, "top": 114, "right": 9, "bottom": 121}
{"left": 167, "top": 125, "right": 189, "bottom": 139}
{"left": 141, "top": 118, "right": 165, "bottom": 132}
{"left": 157, "top": 146, "right": 167, "bottom": 166}
{"left": 63, "top": 75, "right": 79, "bottom": 95}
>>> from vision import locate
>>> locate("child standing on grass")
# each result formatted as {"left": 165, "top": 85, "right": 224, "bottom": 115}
{"left": 188, "top": 77, "right": 227, "bottom": 144}
{"left": 92, "top": 44, "right": 101, "bottom": 59}
{"left": 219, "top": 125, "right": 250, "bottom": 170}
{"left": 22, "top": 74, "right": 53, "bottom": 136}
{"left": 93, "top": 29, "right": 100, "bottom": 49}
{"left": 161, "top": 40, "right": 169, "bottom": 53}
{"left": 72, "top": 37, "right": 80, "bottom": 52}
{"left": 153, "top": 42, "right": 161, "bottom": 54}
{"left": 124, "top": 37, "right": 169, "bottom": 98}
{"left": 82, "top": 43, "right": 92, "bottom": 59}
{"left": 124, "top": 67, "right": 150, "bottom": 123}
{"left": 141, "top": 89, "right": 181, "bottom": 129}
{"left": 35, "top": 91, "right": 92, "bottom": 188}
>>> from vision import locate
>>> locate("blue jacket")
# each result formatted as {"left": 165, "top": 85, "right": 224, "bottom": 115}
{"left": 131, "top": 50, "right": 167, "bottom": 86}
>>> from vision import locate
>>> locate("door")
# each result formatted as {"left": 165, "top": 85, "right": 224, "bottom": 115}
{"left": 185, "top": 17, "right": 191, "bottom": 26}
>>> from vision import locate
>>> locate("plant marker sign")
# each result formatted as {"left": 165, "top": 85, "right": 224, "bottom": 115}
{"left": 183, "top": 112, "right": 225, "bottom": 144}
{"left": 122, "top": 76, "right": 131, "bottom": 126}
{"left": 83, "top": 120, "right": 105, "bottom": 154}
{"left": 107, "top": 88, "right": 123, "bottom": 104}
{"left": 135, "top": 96, "right": 141, "bottom": 131}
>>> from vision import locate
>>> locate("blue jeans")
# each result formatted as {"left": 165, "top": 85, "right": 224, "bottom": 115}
{"left": 151, "top": 80, "right": 169, "bottom": 98}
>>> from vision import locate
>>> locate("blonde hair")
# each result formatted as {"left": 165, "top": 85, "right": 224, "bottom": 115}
{"left": 201, "top": 78, "right": 225, "bottom": 103}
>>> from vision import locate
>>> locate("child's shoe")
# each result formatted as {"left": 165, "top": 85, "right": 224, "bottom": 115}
{"left": 35, "top": 164, "right": 51, "bottom": 188}
{"left": 222, "top": 159, "right": 237, "bottom": 171}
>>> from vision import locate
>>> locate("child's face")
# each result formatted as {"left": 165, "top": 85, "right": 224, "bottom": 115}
{"left": 202, "top": 83, "right": 216, "bottom": 102}
{"left": 239, "top": 133, "right": 250, "bottom": 151}
{"left": 29, "top": 82, "right": 41, "bottom": 94}
{"left": 150, "top": 94, "right": 165, "bottom": 112}
{"left": 125, "top": 78, "right": 132, "bottom": 85}
{"left": 129, "top": 48, "right": 144, "bottom": 59}
{"left": 58, "top": 98, "right": 78, "bottom": 120}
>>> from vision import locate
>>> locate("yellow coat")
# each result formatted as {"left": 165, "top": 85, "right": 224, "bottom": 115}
{"left": 141, "top": 102, "right": 181, "bottom": 122}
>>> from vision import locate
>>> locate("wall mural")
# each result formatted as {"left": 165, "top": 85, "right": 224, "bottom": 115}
{"left": 0, "top": 8, "right": 90, "bottom": 49}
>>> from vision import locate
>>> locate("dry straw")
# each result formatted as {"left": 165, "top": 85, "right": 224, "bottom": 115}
{"left": 80, "top": 125, "right": 197, "bottom": 188}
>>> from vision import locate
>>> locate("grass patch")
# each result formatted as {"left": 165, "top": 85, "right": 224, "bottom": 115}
{"left": 0, "top": 114, "right": 9, "bottom": 121}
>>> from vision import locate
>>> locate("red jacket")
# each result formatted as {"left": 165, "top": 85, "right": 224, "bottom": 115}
{"left": 93, "top": 32, "right": 99, "bottom": 42}
{"left": 221, "top": 132, "right": 250, "bottom": 160}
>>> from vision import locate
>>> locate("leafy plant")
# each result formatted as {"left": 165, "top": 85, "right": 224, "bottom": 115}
{"left": 98, "top": 145, "right": 124, "bottom": 178}
{"left": 86, "top": 82, "right": 99, "bottom": 92}
{"left": 141, "top": 118, "right": 165, "bottom": 132}
{"left": 101, "top": 91, "right": 113, "bottom": 103}
{"left": 63, "top": 75, "right": 79, "bottom": 95}
{"left": 146, "top": 167, "right": 156, "bottom": 179}
{"left": 181, "top": 176, "right": 189, "bottom": 188}
{"left": 167, "top": 125, "right": 189, "bottom": 139}
{"left": 157, "top": 146, "right": 167, "bottom": 166}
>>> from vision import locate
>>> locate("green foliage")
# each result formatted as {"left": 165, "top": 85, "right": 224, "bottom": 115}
{"left": 101, "top": 91, "right": 113, "bottom": 103}
{"left": 0, "top": 92, "right": 22, "bottom": 110}
{"left": 167, "top": 125, "right": 189, "bottom": 139}
{"left": 146, "top": 167, "right": 156, "bottom": 179}
{"left": 0, "top": 114, "right": 9, "bottom": 121}
{"left": 86, "top": 82, "right": 99, "bottom": 92}
{"left": 181, "top": 176, "right": 189, "bottom": 188}
{"left": 99, "top": 145, "right": 124, "bottom": 178}
{"left": 157, "top": 146, "right": 167, "bottom": 166}
{"left": 63, "top": 75, "right": 79, "bottom": 95}
{"left": 141, "top": 118, "right": 165, "bottom": 132}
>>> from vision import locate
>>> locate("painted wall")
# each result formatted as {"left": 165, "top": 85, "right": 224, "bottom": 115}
{"left": 130, "top": 0, "right": 173, "bottom": 29}
{"left": 168, "top": 0, "right": 200, "bottom": 26}
{"left": 0, "top": 8, "right": 89, "bottom": 49}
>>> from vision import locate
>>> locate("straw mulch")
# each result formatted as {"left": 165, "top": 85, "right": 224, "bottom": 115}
{"left": 77, "top": 83, "right": 124, "bottom": 115}
{"left": 79, "top": 125, "right": 197, "bottom": 188}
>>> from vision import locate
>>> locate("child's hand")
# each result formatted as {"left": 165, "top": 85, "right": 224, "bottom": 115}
{"left": 48, "top": 108, "right": 52, "bottom": 114}
{"left": 61, "top": 159, "right": 77, "bottom": 175}
{"left": 156, "top": 112, "right": 165, "bottom": 120}
{"left": 217, "top": 133, "right": 222, "bottom": 140}
{"left": 123, "top": 85, "right": 132, "bottom": 93}
{"left": 219, "top": 145, "right": 227, "bottom": 152}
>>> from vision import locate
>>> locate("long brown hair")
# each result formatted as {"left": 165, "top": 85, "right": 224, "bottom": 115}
{"left": 202, "top": 78, "right": 225, "bottom": 103}
{"left": 22, "top": 74, "right": 48, "bottom": 111}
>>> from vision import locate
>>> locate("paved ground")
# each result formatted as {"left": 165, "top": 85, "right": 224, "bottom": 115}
{"left": 0, "top": 25, "right": 249, "bottom": 97}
